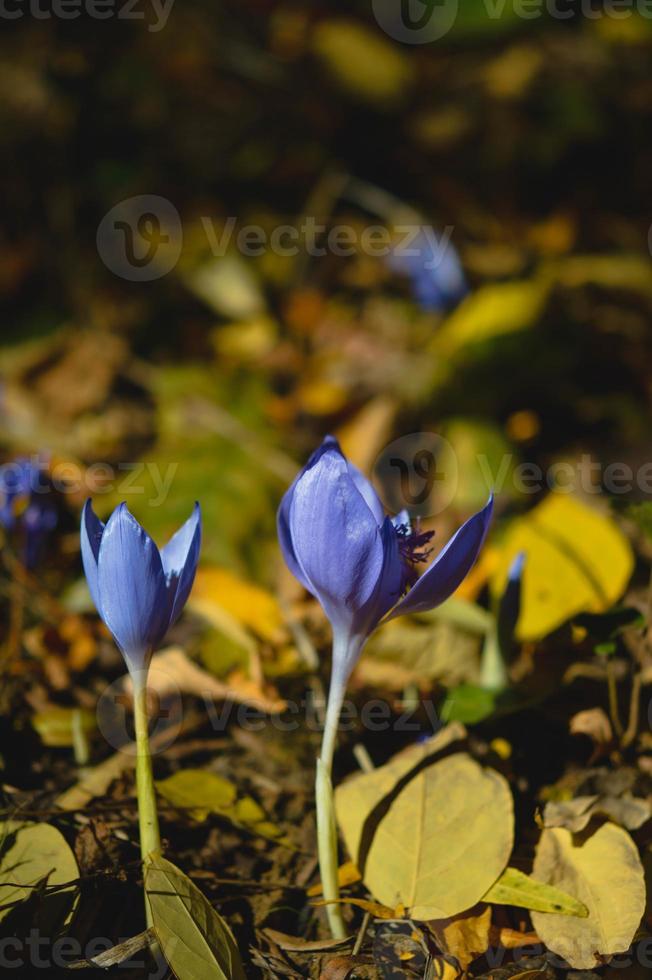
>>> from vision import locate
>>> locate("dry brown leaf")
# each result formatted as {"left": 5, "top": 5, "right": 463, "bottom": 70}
{"left": 488, "top": 928, "right": 541, "bottom": 950}
{"left": 126, "top": 647, "right": 286, "bottom": 714}
{"left": 542, "top": 795, "right": 651, "bottom": 833}
{"left": 428, "top": 904, "right": 492, "bottom": 968}
{"left": 570, "top": 708, "right": 613, "bottom": 755}
{"left": 262, "top": 929, "right": 353, "bottom": 954}
{"left": 319, "top": 955, "right": 374, "bottom": 980}
{"left": 312, "top": 897, "right": 398, "bottom": 920}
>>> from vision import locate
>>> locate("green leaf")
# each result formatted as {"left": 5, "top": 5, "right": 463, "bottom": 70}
{"left": 441, "top": 684, "right": 498, "bottom": 724}
{"left": 0, "top": 821, "right": 79, "bottom": 930}
{"left": 145, "top": 855, "right": 246, "bottom": 980}
{"left": 483, "top": 867, "right": 588, "bottom": 917}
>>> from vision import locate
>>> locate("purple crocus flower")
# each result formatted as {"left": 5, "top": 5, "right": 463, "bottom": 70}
{"left": 81, "top": 501, "right": 201, "bottom": 680}
{"left": 278, "top": 435, "right": 492, "bottom": 939}
{"left": 278, "top": 436, "right": 493, "bottom": 692}
{"left": 0, "top": 457, "right": 57, "bottom": 569}
{"left": 387, "top": 229, "right": 468, "bottom": 311}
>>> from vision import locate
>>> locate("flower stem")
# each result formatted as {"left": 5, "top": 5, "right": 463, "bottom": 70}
{"left": 133, "top": 677, "right": 161, "bottom": 927}
{"left": 316, "top": 658, "right": 348, "bottom": 940}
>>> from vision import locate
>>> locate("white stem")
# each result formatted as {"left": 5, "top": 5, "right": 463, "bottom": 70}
{"left": 315, "top": 635, "right": 358, "bottom": 939}
{"left": 132, "top": 670, "right": 161, "bottom": 930}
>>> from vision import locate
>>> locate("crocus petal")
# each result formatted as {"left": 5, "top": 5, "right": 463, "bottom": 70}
{"left": 346, "top": 460, "right": 385, "bottom": 527}
{"left": 288, "top": 446, "right": 385, "bottom": 639}
{"left": 386, "top": 495, "right": 494, "bottom": 620}
{"left": 277, "top": 437, "right": 338, "bottom": 591}
{"left": 160, "top": 502, "right": 202, "bottom": 624}
{"left": 96, "top": 503, "right": 170, "bottom": 672}
{"left": 358, "top": 517, "right": 404, "bottom": 631}
{"left": 80, "top": 499, "right": 105, "bottom": 614}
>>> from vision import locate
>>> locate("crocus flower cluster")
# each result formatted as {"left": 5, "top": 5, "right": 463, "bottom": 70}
{"left": 387, "top": 229, "right": 468, "bottom": 311}
{"left": 81, "top": 500, "right": 201, "bottom": 682}
{"left": 0, "top": 457, "right": 57, "bottom": 569}
{"left": 279, "top": 436, "right": 493, "bottom": 695}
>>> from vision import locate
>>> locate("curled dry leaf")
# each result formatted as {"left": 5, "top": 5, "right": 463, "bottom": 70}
{"left": 127, "top": 647, "right": 286, "bottom": 714}
{"left": 319, "top": 954, "right": 375, "bottom": 980}
{"left": 542, "top": 795, "right": 651, "bottom": 833}
{"left": 262, "top": 928, "right": 353, "bottom": 954}
{"left": 569, "top": 708, "right": 613, "bottom": 748}
{"left": 427, "top": 904, "right": 492, "bottom": 969}
{"left": 531, "top": 824, "right": 645, "bottom": 969}
{"left": 65, "top": 929, "right": 156, "bottom": 969}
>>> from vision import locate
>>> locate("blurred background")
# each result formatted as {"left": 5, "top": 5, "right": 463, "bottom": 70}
{"left": 2, "top": 4, "right": 652, "bottom": 969}
{"left": 1, "top": 0, "right": 652, "bottom": 577}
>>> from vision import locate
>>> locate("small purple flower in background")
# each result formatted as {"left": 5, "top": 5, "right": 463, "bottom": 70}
{"left": 387, "top": 228, "right": 468, "bottom": 311}
{"left": 0, "top": 457, "right": 57, "bottom": 569}
{"left": 81, "top": 500, "right": 201, "bottom": 681}
{"left": 277, "top": 435, "right": 492, "bottom": 938}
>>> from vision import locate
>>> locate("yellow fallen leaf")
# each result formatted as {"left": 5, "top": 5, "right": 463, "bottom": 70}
{"left": 434, "top": 278, "right": 550, "bottom": 362}
{"left": 312, "top": 20, "right": 414, "bottom": 106}
{"left": 156, "top": 769, "right": 286, "bottom": 842}
{"left": 483, "top": 866, "right": 587, "bottom": 916}
{"left": 335, "top": 727, "right": 513, "bottom": 920}
{"left": 530, "top": 824, "right": 645, "bottom": 969}
{"left": 336, "top": 395, "right": 397, "bottom": 474}
{"left": 312, "top": 897, "right": 398, "bottom": 919}
{"left": 190, "top": 567, "right": 285, "bottom": 643}
{"left": 308, "top": 861, "right": 362, "bottom": 897}
{"left": 427, "top": 905, "right": 492, "bottom": 969}
{"left": 490, "top": 494, "right": 634, "bottom": 641}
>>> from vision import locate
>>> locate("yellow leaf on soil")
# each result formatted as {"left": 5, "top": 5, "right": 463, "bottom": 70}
{"left": 190, "top": 567, "right": 285, "bottom": 643}
{"left": 490, "top": 494, "right": 634, "bottom": 641}
{"left": 312, "top": 20, "right": 414, "bottom": 105}
{"left": 145, "top": 855, "right": 246, "bottom": 980}
{"left": 530, "top": 824, "right": 645, "bottom": 969}
{"left": 335, "top": 727, "right": 513, "bottom": 920}
{"left": 427, "top": 904, "right": 492, "bottom": 969}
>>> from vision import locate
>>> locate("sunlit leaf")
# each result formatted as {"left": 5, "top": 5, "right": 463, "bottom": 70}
{"left": 32, "top": 707, "right": 96, "bottom": 748}
{"left": 427, "top": 905, "right": 492, "bottom": 969}
{"left": 145, "top": 855, "right": 246, "bottom": 980}
{"left": 530, "top": 825, "right": 645, "bottom": 969}
{"left": 155, "top": 770, "right": 285, "bottom": 841}
{"left": 0, "top": 821, "right": 79, "bottom": 929}
{"left": 483, "top": 866, "right": 587, "bottom": 917}
{"left": 491, "top": 495, "right": 634, "bottom": 641}
{"left": 434, "top": 278, "right": 550, "bottom": 362}
{"left": 335, "top": 728, "right": 513, "bottom": 920}
{"left": 191, "top": 567, "right": 285, "bottom": 643}
{"left": 311, "top": 20, "right": 414, "bottom": 106}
